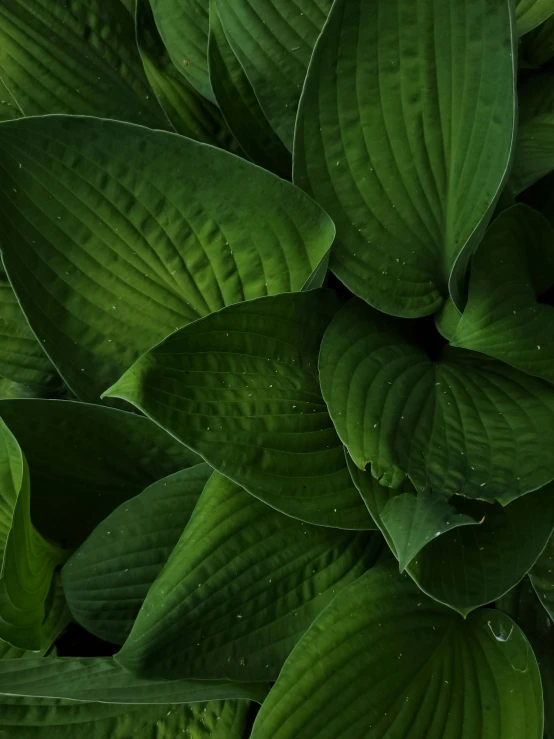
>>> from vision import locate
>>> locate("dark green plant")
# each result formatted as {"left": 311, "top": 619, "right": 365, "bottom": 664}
{"left": 0, "top": 0, "right": 553, "bottom": 736}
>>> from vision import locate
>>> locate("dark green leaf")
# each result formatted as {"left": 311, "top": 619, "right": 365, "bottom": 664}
{"left": 513, "top": 73, "right": 554, "bottom": 193}
{"left": 530, "top": 531, "right": 554, "bottom": 621}
{"left": 517, "top": 0, "right": 554, "bottom": 35}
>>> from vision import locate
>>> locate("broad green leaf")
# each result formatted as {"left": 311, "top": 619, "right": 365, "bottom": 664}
{"left": 216, "top": 0, "right": 332, "bottom": 152}
{"left": 452, "top": 205, "right": 554, "bottom": 384}
{"left": 350, "top": 461, "right": 554, "bottom": 614}
{"left": 0, "top": 116, "right": 334, "bottom": 402}
{"left": 104, "top": 291, "right": 372, "bottom": 529}
{"left": 0, "top": 77, "right": 22, "bottom": 121}
{"left": 137, "top": 0, "right": 238, "bottom": 150}
{"left": 0, "top": 0, "right": 166, "bottom": 126}
{"left": 0, "top": 657, "right": 267, "bottom": 704}
{"left": 0, "top": 379, "right": 58, "bottom": 400}
{"left": 319, "top": 298, "right": 554, "bottom": 503}
{"left": 208, "top": 0, "right": 291, "bottom": 176}
{"left": 517, "top": 0, "right": 554, "bottom": 35}
{"left": 62, "top": 465, "right": 212, "bottom": 645}
{"left": 512, "top": 73, "right": 554, "bottom": 193}
{"left": 149, "top": 0, "right": 213, "bottom": 101}
{"left": 522, "top": 14, "right": 554, "bottom": 65}
{"left": 0, "top": 699, "right": 250, "bottom": 739}
{"left": 294, "top": 0, "right": 516, "bottom": 317}
{"left": 251, "top": 563, "right": 542, "bottom": 739}
{"left": 530, "top": 531, "right": 554, "bottom": 621}
{"left": 0, "top": 399, "right": 200, "bottom": 547}
{"left": 0, "top": 419, "right": 65, "bottom": 649}
{"left": 116, "top": 472, "right": 381, "bottom": 681}
{"left": 0, "top": 278, "right": 57, "bottom": 389}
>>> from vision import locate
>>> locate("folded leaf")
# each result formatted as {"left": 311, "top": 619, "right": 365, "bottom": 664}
{"left": 0, "top": 0, "right": 166, "bottom": 126}
{"left": 0, "top": 116, "right": 334, "bottom": 401}
{"left": 137, "top": 0, "right": 238, "bottom": 151}
{"left": 350, "top": 461, "right": 554, "bottom": 614}
{"left": 452, "top": 205, "right": 554, "bottom": 384}
{"left": 0, "top": 399, "right": 200, "bottom": 547}
{"left": 530, "top": 531, "right": 554, "bottom": 621}
{"left": 319, "top": 298, "right": 554, "bottom": 503}
{"left": 0, "top": 419, "right": 66, "bottom": 649}
{"left": 0, "top": 656, "right": 267, "bottom": 704}
{"left": 208, "top": 0, "right": 291, "bottom": 176}
{"left": 294, "top": 0, "right": 516, "bottom": 317}
{"left": 62, "top": 465, "right": 212, "bottom": 644}
{"left": 216, "top": 0, "right": 332, "bottom": 151}
{"left": 105, "top": 291, "right": 372, "bottom": 529}
{"left": 251, "top": 563, "right": 542, "bottom": 739}
{"left": 149, "top": 0, "right": 213, "bottom": 101}
{"left": 116, "top": 472, "right": 381, "bottom": 681}
{"left": 513, "top": 73, "right": 554, "bottom": 193}
{"left": 517, "top": 0, "right": 554, "bottom": 35}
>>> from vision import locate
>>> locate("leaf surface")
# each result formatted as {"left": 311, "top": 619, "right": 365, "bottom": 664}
{"left": 517, "top": 0, "right": 554, "bottom": 35}
{"left": 530, "top": 531, "right": 554, "bottom": 621}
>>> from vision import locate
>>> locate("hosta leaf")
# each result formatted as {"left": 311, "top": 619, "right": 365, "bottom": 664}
{"left": 0, "top": 657, "right": 267, "bottom": 704}
{"left": 0, "top": 0, "right": 166, "bottom": 126}
{"left": 0, "top": 419, "right": 65, "bottom": 649}
{"left": 0, "top": 116, "right": 334, "bottom": 402}
{"left": 0, "top": 278, "right": 57, "bottom": 389}
{"left": 149, "top": 0, "right": 212, "bottom": 101}
{"left": 116, "top": 472, "right": 381, "bottom": 681}
{"left": 137, "top": 0, "right": 237, "bottom": 150}
{"left": 62, "top": 464, "right": 212, "bottom": 645}
{"left": 319, "top": 298, "right": 554, "bottom": 503}
{"left": 251, "top": 563, "right": 542, "bottom": 739}
{"left": 516, "top": 0, "right": 554, "bottom": 35}
{"left": 452, "top": 205, "right": 554, "bottom": 384}
{"left": 0, "top": 379, "right": 58, "bottom": 400}
{"left": 350, "top": 461, "right": 554, "bottom": 614}
{"left": 512, "top": 74, "right": 554, "bottom": 193}
{"left": 216, "top": 0, "right": 332, "bottom": 151}
{"left": 522, "top": 15, "right": 554, "bottom": 66}
{"left": 208, "top": 0, "right": 291, "bottom": 176}
{"left": 530, "top": 531, "right": 554, "bottom": 621}
{"left": 105, "top": 291, "right": 372, "bottom": 529}
{"left": 0, "top": 699, "right": 250, "bottom": 739}
{"left": 0, "top": 399, "right": 199, "bottom": 547}
{"left": 294, "top": 0, "right": 516, "bottom": 317}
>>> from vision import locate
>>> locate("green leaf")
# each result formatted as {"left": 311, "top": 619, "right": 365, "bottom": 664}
{"left": 0, "top": 116, "right": 334, "bottom": 402}
{"left": 350, "top": 461, "right": 554, "bottom": 614}
{"left": 0, "top": 0, "right": 166, "bottom": 126}
{"left": 215, "top": 0, "right": 332, "bottom": 151}
{"left": 0, "top": 379, "right": 58, "bottom": 400}
{"left": 149, "top": 0, "right": 213, "bottom": 101}
{"left": 0, "top": 656, "right": 267, "bottom": 704}
{"left": 0, "top": 399, "right": 200, "bottom": 548}
{"left": 104, "top": 291, "right": 372, "bottom": 529}
{"left": 530, "top": 531, "right": 554, "bottom": 621}
{"left": 517, "top": 0, "right": 554, "bottom": 35}
{"left": 62, "top": 464, "right": 212, "bottom": 645}
{"left": 452, "top": 205, "right": 554, "bottom": 384}
{"left": 0, "top": 419, "right": 65, "bottom": 649}
{"left": 251, "top": 562, "right": 543, "bottom": 739}
{"left": 319, "top": 298, "right": 554, "bottom": 503}
{"left": 0, "top": 699, "right": 251, "bottom": 739}
{"left": 116, "top": 472, "right": 381, "bottom": 681}
{"left": 294, "top": 0, "right": 517, "bottom": 317}
{"left": 0, "top": 277, "right": 57, "bottom": 389}
{"left": 136, "top": 0, "right": 238, "bottom": 151}
{"left": 522, "top": 14, "right": 554, "bottom": 66}
{"left": 208, "top": 0, "right": 291, "bottom": 176}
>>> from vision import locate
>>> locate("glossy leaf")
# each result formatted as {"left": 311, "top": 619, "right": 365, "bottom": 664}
{"left": 294, "top": 0, "right": 516, "bottom": 317}
{"left": 116, "top": 472, "right": 381, "bottom": 681}
{"left": 452, "top": 205, "right": 554, "bottom": 384}
{"left": 350, "top": 461, "right": 554, "bottom": 614}
{"left": 517, "top": 0, "right": 554, "bottom": 35}
{"left": 208, "top": 0, "right": 291, "bottom": 176}
{"left": 216, "top": 0, "right": 332, "bottom": 151}
{"left": 319, "top": 298, "right": 554, "bottom": 503}
{"left": 0, "top": 0, "right": 166, "bottom": 126}
{"left": 136, "top": 0, "right": 238, "bottom": 150}
{"left": 149, "top": 0, "right": 213, "bottom": 101}
{"left": 530, "top": 531, "right": 554, "bottom": 621}
{"left": 0, "top": 399, "right": 200, "bottom": 547}
{"left": 513, "top": 73, "right": 554, "bottom": 193}
{"left": 0, "top": 116, "right": 334, "bottom": 401}
{"left": 0, "top": 419, "right": 66, "bottom": 649}
{"left": 0, "top": 656, "right": 267, "bottom": 704}
{"left": 105, "top": 291, "right": 372, "bottom": 529}
{"left": 62, "top": 465, "right": 212, "bottom": 644}
{"left": 251, "top": 563, "right": 542, "bottom": 739}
